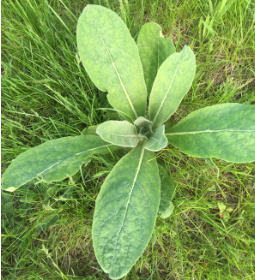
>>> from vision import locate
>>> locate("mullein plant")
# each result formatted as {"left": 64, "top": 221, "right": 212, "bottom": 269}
{"left": 2, "top": 5, "right": 255, "bottom": 279}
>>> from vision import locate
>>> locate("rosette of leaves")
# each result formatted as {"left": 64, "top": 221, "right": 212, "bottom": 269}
{"left": 2, "top": 4, "right": 255, "bottom": 280}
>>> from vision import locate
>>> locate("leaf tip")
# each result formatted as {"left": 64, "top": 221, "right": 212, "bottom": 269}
{"left": 2, "top": 186, "right": 17, "bottom": 192}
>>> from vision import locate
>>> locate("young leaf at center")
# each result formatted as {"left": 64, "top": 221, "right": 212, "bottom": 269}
{"left": 145, "top": 125, "right": 168, "bottom": 152}
{"left": 96, "top": 120, "right": 140, "bottom": 147}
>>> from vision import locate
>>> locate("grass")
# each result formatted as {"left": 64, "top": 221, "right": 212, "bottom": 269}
{"left": 1, "top": 0, "right": 255, "bottom": 279}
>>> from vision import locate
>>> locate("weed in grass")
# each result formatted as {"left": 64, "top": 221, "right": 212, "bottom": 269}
{"left": 2, "top": 0, "right": 255, "bottom": 279}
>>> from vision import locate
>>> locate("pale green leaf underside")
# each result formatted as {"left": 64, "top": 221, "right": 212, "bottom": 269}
{"left": 134, "top": 116, "right": 152, "bottom": 130}
{"left": 149, "top": 45, "right": 196, "bottom": 129}
{"left": 145, "top": 125, "right": 168, "bottom": 152}
{"left": 1, "top": 135, "right": 115, "bottom": 192}
{"left": 96, "top": 120, "right": 140, "bottom": 147}
{"left": 158, "top": 164, "right": 175, "bottom": 218}
{"left": 92, "top": 144, "right": 160, "bottom": 279}
{"left": 134, "top": 117, "right": 152, "bottom": 140}
{"left": 77, "top": 5, "right": 147, "bottom": 122}
{"left": 166, "top": 103, "right": 255, "bottom": 163}
{"left": 137, "top": 22, "right": 175, "bottom": 95}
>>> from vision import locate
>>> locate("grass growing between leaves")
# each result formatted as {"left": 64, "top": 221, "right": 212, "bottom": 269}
{"left": 1, "top": 0, "right": 255, "bottom": 279}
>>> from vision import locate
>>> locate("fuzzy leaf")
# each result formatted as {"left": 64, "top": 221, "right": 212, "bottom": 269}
{"left": 134, "top": 116, "right": 152, "bottom": 138}
{"left": 96, "top": 120, "right": 140, "bottom": 147}
{"left": 1, "top": 135, "right": 115, "bottom": 192}
{"left": 137, "top": 22, "right": 175, "bottom": 95}
{"left": 82, "top": 125, "right": 99, "bottom": 135}
{"left": 145, "top": 125, "right": 168, "bottom": 152}
{"left": 77, "top": 5, "right": 147, "bottom": 122}
{"left": 134, "top": 116, "right": 152, "bottom": 130}
{"left": 158, "top": 164, "right": 175, "bottom": 218}
{"left": 165, "top": 103, "right": 255, "bottom": 163}
{"left": 149, "top": 46, "right": 196, "bottom": 129}
{"left": 92, "top": 144, "right": 160, "bottom": 279}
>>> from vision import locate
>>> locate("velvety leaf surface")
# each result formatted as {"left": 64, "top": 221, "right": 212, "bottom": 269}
{"left": 1, "top": 135, "right": 115, "bottom": 192}
{"left": 82, "top": 124, "right": 99, "bottom": 135}
{"left": 158, "top": 164, "right": 175, "bottom": 218}
{"left": 77, "top": 5, "right": 147, "bottom": 122}
{"left": 145, "top": 125, "right": 168, "bottom": 152}
{"left": 92, "top": 144, "right": 160, "bottom": 279}
{"left": 96, "top": 120, "right": 140, "bottom": 147}
{"left": 137, "top": 22, "right": 175, "bottom": 95}
{"left": 149, "top": 46, "right": 196, "bottom": 129}
{"left": 158, "top": 36, "right": 176, "bottom": 66}
{"left": 134, "top": 116, "right": 152, "bottom": 139}
{"left": 166, "top": 103, "right": 255, "bottom": 162}
{"left": 134, "top": 116, "right": 152, "bottom": 130}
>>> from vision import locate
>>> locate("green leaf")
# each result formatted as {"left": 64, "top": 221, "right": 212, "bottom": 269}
{"left": 134, "top": 116, "right": 152, "bottom": 139}
{"left": 77, "top": 5, "right": 147, "bottom": 122}
{"left": 134, "top": 116, "right": 152, "bottom": 131}
{"left": 217, "top": 202, "right": 227, "bottom": 213}
{"left": 149, "top": 46, "right": 196, "bottom": 129}
{"left": 96, "top": 120, "right": 141, "bottom": 147}
{"left": 158, "top": 35, "right": 176, "bottom": 66}
{"left": 158, "top": 164, "right": 175, "bottom": 218}
{"left": 92, "top": 144, "right": 160, "bottom": 279}
{"left": 165, "top": 103, "right": 255, "bottom": 163}
{"left": 137, "top": 22, "right": 175, "bottom": 95}
{"left": 2, "top": 135, "right": 116, "bottom": 192}
{"left": 82, "top": 125, "right": 99, "bottom": 135}
{"left": 145, "top": 125, "right": 168, "bottom": 152}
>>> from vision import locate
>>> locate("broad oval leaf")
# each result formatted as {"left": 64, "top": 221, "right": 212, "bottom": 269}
{"left": 92, "top": 144, "right": 160, "bottom": 279}
{"left": 158, "top": 164, "right": 175, "bottom": 218}
{"left": 145, "top": 125, "right": 168, "bottom": 152}
{"left": 96, "top": 120, "right": 140, "bottom": 147}
{"left": 77, "top": 5, "right": 147, "bottom": 122}
{"left": 149, "top": 45, "right": 196, "bottom": 129}
{"left": 1, "top": 135, "right": 115, "bottom": 192}
{"left": 137, "top": 22, "right": 175, "bottom": 95}
{"left": 165, "top": 103, "right": 255, "bottom": 163}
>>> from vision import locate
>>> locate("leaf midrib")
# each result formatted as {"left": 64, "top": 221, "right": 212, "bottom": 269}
{"left": 110, "top": 144, "right": 145, "bottom": 268}
{"left": 99, "top": 130, "right": 139, "bottom": 138}
{"left": 98, "top": 28, "right": 138, "bottom": 119}
{"left": 166, "top": 129, "right": 255, "bottom": 136}
{"left": 151, "top": 52, "right": 183, "bottom": 127}
{"left": 11, "top": 143, "right": 113, "bottom": 189}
